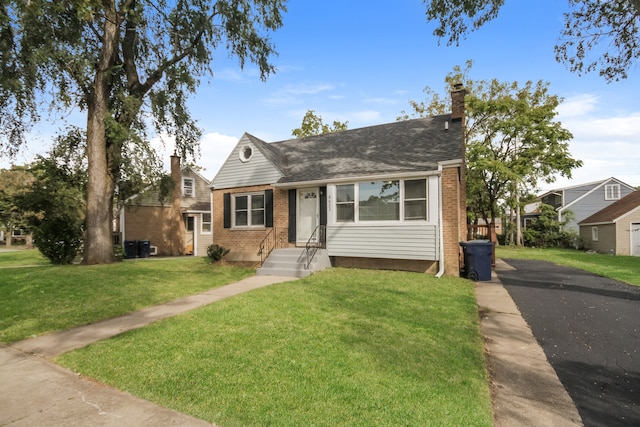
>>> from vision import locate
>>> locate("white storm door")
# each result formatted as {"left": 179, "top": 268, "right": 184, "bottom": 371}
{"left": 297, "top": 188, "right": 319, "bottom": 244}
{"left": 631, "top": 223, "right": 640, "bottom": 256}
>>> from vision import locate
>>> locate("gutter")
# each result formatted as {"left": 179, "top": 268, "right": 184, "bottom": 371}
{"left": 435, "top": 166, "right": 446, "bottom": 278}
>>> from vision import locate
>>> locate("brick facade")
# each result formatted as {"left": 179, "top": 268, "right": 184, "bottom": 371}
{"left": 123, "top": 204, "right": 186, "bottom": 256}
{"left": 441, "top": 165, "right": 466, "bottom": 276}
{"left": 213, "top": 185, "right": 292, "bottom": 261}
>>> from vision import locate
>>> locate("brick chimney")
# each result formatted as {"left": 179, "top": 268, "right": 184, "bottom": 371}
{"left": 451, "top": 83, "right": 467, "bottom": 122}
{"left": 170, "top": 153, "right": 185, "bottom": 256}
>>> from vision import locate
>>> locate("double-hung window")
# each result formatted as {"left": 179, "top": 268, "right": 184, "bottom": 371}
{"left": 605, "top": 184, "right": 620, "bottom": 200}
{"left": 336, "top": 184, "right": 355, "bottom": 222}
{"left": 201, "top": 213, "right": 212, "bottom": 233}
{"left": 182, "top": 178, "right": 195, "bottom": 197}
{"left": 234, "top": 193, "right": 265, "bottom": 227}
{"left": 404, "top": 179, "right": 427, "bottom": 220}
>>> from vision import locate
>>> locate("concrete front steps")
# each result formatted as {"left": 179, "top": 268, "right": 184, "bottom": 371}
{"left": 256, "top": 247, "right": 331, "bottom": 278}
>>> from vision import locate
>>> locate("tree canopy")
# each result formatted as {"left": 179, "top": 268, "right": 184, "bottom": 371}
{"left": 0, "top": 165, "right": 34, "bottom": 243}
{"left": 424, "top": 0, "right": 640, "bottom": 81}
{"left": 399, "top": 62, "right": 582, "bottom": 234}
{"left": 0, "top": 0, "right": 286, "bottom": 264}
{"left": 291, "top": 109, "right": 349, "bottom": 138}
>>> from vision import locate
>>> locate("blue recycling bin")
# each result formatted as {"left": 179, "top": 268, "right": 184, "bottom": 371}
{"left": 124, "top": 240, "right": 137, "bottom": 259}
{"left": 138, "top": 240, "right": 151, "bottom": 258}
{"left": 460, "top": 240, "right": 493, "bottom": 281}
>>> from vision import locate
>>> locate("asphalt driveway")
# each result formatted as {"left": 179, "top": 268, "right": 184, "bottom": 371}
{"left": 497, "top": 259, "right": 640, "bottom": 427}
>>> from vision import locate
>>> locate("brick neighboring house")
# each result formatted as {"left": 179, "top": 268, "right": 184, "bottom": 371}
{"left": 120, "top": 155, "right": 213, "bottom": 257}
{"left": 579, "top": 191, "right": 640, "bottom": 256}
{"left": 210, "top": 87, "right": 467, "bottom": 276}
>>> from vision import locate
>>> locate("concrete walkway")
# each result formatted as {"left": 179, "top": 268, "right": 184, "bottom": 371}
{"left": 479, "top": 260, "right": 583, "bottom": 426}
{"left": 1, "top": 265, "right": 583, "bottom": 426}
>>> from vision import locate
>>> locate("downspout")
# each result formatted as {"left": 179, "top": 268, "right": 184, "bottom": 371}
{"left": 436, "top": 167, "right": 446, "bottom": 278}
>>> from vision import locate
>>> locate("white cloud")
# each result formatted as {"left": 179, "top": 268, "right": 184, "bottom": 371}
{"left": 197, "top": 132, "right": 239, "bottom": 179}
{"left": 556, "top": 94, "right": 598, "bottom": 118}
{"left": 542, "top": 108, "right": 640, "bottom": 190}
{"left": 350, "top": 110, "right": 382, "bottom": 124}
{"left": 152, "top": 131, "right": 239, "bottom": 180}
{"left": 363, "top": 97, "right": 399, "bottom": 105}
{"left": 262, "top": 82, "right": 337, "bottom": 105}
{"left": 213, "top": 67, "right": 261, "bottom": 82}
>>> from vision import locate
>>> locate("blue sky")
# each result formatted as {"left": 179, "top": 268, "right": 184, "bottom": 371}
{"left": 5, "top": 0, "right": 640, "bottom": 190}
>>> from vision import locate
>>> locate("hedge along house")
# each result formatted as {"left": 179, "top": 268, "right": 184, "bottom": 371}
{"left": 120, "top": 155, "right": 213, "bottom": 257}
{"left": 211, "top": 86, "right": 467, "bottom": 276}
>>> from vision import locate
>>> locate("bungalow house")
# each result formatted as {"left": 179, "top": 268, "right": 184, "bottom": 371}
{"left": 531, "top": 177, "right": 636, "bottom": 233}
{"left": 210, "top": 86, "right": 467, "bottom": 276}
{"left": 119, "top": 155, "right": 213, "bottom": 257}
{"left": 578, "top": 191, "right": 640, "bottom": 256}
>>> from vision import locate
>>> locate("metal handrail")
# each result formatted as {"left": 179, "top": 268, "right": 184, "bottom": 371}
{"left": 304, "top": 225, "right": 326, "bottom": 269}
{"left": 258, "top": 228, "right": 275, "bottom": 265}
{"left": 258, "top": 227, "right": 287, "bottom": 266}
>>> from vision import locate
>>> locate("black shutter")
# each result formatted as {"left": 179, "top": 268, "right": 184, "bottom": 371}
{"left": 265, "top": 189, "right": 273, "bottom": 228}
{"left": 288, "top": 189, "right": 296, "bottom": 243}
{"left": 320, "top": 186, "right": 327, "bottom": 226}
{"left": 223, "top": 193, "right": 231, "bottom": 228}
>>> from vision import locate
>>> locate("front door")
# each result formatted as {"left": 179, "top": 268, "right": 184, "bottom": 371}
{"left": 632, "top": 223, "right": 640, "bottom": 256}
{"left": 297, "top": 188, "right": 319, "bottom": 245}
{"left": 185, "top": 215, "right": 195, "bottom": 255}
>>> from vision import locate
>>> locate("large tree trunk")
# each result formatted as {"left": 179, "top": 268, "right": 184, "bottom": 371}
{"left": 83, "top": 2, "right": 119, "bottom": 265}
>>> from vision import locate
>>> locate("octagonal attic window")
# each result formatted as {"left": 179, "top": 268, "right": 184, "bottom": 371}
{"left": 239, "top": 145, "right": 253, "bottom": 163}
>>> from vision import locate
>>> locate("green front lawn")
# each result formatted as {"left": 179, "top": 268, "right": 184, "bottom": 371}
{"left": 58, "top": 268, "right": 492, "bottom": 426}
{"left": 497, "top": 246, "right": 640, "bottom": 287}
{"left": 0, "top": 248, "right": 50, "bottom": 267}
{"left": 0, "top": 256, "right": 254, "bottom": 343}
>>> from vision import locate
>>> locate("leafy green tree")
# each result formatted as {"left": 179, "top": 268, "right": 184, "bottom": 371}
{"left": 424, "top": 0, "right": 640, "bottom": 81}
{"left": 399, "top": 62, "right": 583, "bottom": 244}
{"left": 1, "top": 0, "right": 286, "bottom": 264}
{"left": 16, "top": 155, "right": 86, "bottom": 264}
{"left": 0, "top": 165, "right": 34, "bottom": 246}
{"left": 523, "top": 203, "right": 579, "bottom": 248}
{"left": 292, "top": 110, "right": 349, "bottom": 138}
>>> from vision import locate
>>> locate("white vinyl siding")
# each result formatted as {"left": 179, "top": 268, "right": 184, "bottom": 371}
{"left": 212, "top": 136, "right": 284, "bottom": 189}
{"left": 327, "top": 224, "right": 439, "bottom": 260}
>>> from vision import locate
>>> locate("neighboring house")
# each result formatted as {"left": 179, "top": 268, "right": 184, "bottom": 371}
{"left": 120, "top": 155, "right": 213, "bottom": 257}
{"left": 531, "top": 177, "right": 636, "bottom": 233}
{"left": 210, "top": 87, "right": 467, "bottom": 276}
{"left": 579, "top": 191, "right": 640, "bottom": 256}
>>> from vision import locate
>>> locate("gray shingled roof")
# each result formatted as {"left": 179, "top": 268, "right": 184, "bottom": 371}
{"left": 250, "top": 114, "right": 463, "bottom": 183}
{"left": 579, "top": 191, "right": 640, "bottom": 224}
{"left": 186, "top": 201, "right": 211, "bottom": 212}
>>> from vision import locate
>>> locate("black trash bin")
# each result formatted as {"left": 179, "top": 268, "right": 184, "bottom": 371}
{"left": 138, "top": 240, "right": 151, "bottom": 258}
{"left": 124, "top": 240, "right": 137, "bottom": 259}
{"left": 460, "top": 240, "right": 493, "bottom": 281}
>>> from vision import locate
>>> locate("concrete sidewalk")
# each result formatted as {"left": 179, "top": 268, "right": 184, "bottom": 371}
{"left": 1, "top": 275, "right": 297, "bottom": 426}
{"left": 479, "top": 260, "right": 583, "bottom": 426}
